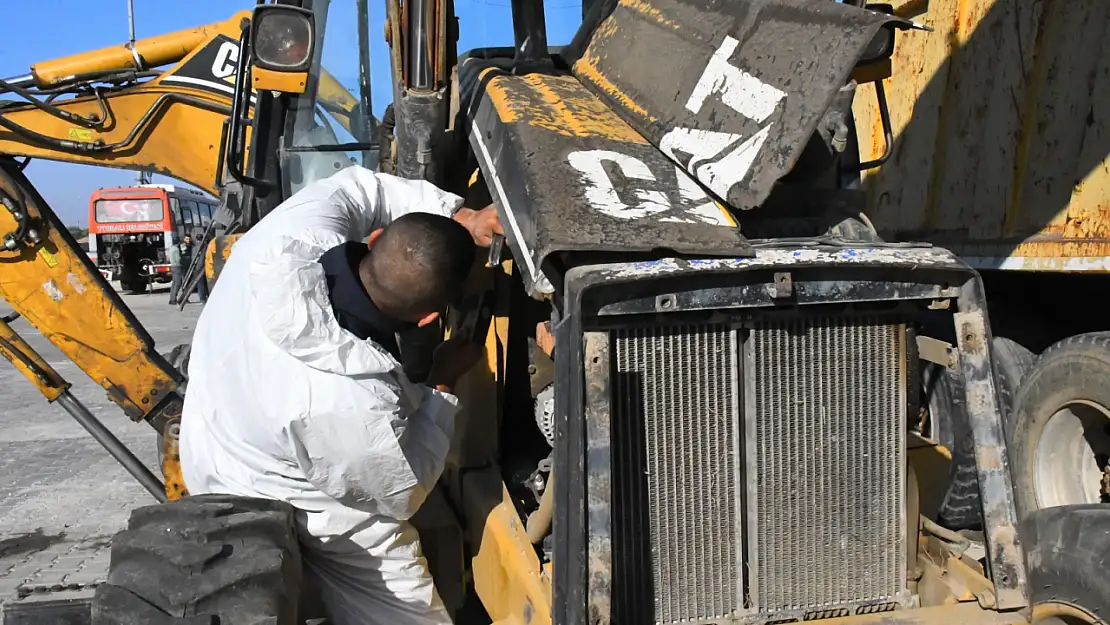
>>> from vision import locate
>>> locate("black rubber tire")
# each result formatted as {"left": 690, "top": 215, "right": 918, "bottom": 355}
{"left": 1009, "top": 332, "right": 1110, "bottom": 521}
{"left": 122, "top": 277, "right": 148, "bottom": 295}
{"left": 91, "top": 495, "right": 302, "bottom": 625}
{"left": 927, "top": 336, "right": 1034, "bottom": 530}
{"left": 1021, "top": 504, "right": 1110, "bottom": 622}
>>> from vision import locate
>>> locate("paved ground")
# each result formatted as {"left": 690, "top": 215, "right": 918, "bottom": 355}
{"left": 0, "top": 285, "right": 202, "bottom": 614}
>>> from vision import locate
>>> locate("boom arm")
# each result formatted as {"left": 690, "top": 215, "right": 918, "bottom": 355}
{"left": 0, "top": 13, "right": 257, "bottom": 499}
{"left": 0, "top": 9, "right": 367, "bottom": 501}
{"left": 0, "top": 10, "right": 361, "bottom": 195}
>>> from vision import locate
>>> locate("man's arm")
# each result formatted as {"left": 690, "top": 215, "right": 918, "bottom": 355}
{"left": 259, "top": 166, "right": 499, "bottom": 249}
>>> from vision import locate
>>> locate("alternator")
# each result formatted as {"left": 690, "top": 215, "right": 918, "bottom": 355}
{"left": 535, "top": 383, "right": 555, "bottom": 447}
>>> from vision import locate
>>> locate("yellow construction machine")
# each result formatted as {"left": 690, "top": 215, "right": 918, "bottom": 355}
{"left": 0, "top": 7, "right": 375, "bottom": 500}
{"left": 0, "top": 1, "right": 1106, "bottom": 625}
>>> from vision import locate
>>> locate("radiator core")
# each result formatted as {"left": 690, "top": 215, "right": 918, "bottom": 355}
{"left": 608, "top": 316, "right": 907, "bottom": 623}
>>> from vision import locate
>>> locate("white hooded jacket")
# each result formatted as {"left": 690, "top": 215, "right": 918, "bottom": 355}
{"left": 179, "top": 166, "right": 466, "bottom": 537}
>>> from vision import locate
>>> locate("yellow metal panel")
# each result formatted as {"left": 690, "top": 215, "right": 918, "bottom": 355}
{"left": 31, "top": 12, "right": 252, "bottom": 86}
{"left": 466, "top": 476, "right": 553, "bottom": 625}
{"left": 252, "top": 67, "right": 308, "bottom": 94}
{"left": 854, "top": 0, "right": 1110, "bottom": 270}
{"left": 0, "top": 318, "right": 69, "bottom": 402}
{"left": 205, "top": 233, "right": 244, "bottom": 283}
{"left": 0, "top": 167, "right": 179, "bottom": 421}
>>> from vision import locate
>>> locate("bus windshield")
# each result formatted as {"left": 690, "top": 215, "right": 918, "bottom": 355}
{"left": 94, "top": 198, "right": 165, "bottom": 224}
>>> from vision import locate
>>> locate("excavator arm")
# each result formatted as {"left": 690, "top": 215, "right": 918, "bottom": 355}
{"left": 0, "top": 10, "right": 357, "bottom": 501}
{"left": 0, "top": 15, "right": 257, "bottom": 501}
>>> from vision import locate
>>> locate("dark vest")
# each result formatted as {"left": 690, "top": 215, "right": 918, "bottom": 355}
{"left": 317, "top": 242, "right": 415, "bottom": 361}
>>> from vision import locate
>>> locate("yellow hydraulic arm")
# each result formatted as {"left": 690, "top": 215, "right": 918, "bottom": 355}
{"left": 0, "top": 8, "right": 364, "bottom": 503}
{"left": 0, "top": 14, "right": 265, "bottom": 501}
{"left": 0, "top": 13, "right": 249, "bottom": 194}
{"left": 0, "top": 11, "right": 350, "bottom": 502}
{"left": 0, "top": 11, "right": 359, "bottom": 193}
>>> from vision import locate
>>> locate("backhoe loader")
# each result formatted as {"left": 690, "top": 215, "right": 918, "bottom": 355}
{"left": 0, "top": 7, "right": 376, "bottom": 504}
{"left": 0, "top": 1, "right": 1107, "bottom": 624}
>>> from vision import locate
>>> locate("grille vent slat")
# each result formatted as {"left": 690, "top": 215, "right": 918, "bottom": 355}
{"left": 612, "top": 324, "right": 739, "bottom": 623}
{"left": 608, "top": 316, "right": 906, "bottom": 623}
{"left": 752, "top": 317, "right": 906, "bottom": 614}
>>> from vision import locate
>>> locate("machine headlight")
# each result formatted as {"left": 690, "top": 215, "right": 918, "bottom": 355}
{"left": 250, "top": 6, "right": 315, "bottom": 72}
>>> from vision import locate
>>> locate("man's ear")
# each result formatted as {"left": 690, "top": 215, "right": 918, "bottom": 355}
{"left": 366, "top": 228, "right": 384, "bottom": 248}
{"left": 416, "top": 311, "right": 440, "bottom": 327}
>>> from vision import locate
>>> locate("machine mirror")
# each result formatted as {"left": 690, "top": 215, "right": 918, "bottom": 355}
{"left": 858, "top": 4, "right": 897, "bottom": 66}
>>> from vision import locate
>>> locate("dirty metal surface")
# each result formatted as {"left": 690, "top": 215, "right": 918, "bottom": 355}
{"left": 553, "top": 249, "right": 1003, "bottom": 625}
{"left": 462, "top": 60, "right": 752, "bottom": 296}
{"left": 594, "top": 245, "right": 968, "bottom": 282}
{"left": 854, "top": 0, "right": 1110, "bottom": 272}
{"left": 569, "top": 0, "right": 906, "bottom": 211}
{"left": 582, "top": 333, "right": 612, "bottom": 625}
{"left": 952, "top": 310, "right": 1029, "bottom": 610}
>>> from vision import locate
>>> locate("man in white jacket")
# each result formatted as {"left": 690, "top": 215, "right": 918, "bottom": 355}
{"left": 179, "top": 166, "right": 502, "bottom": 625}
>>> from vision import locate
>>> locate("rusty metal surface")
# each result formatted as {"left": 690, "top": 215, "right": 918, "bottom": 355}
{"left": 462, "top": 60, "right": 751, "bottom": 296}
{"left": 160, "top": 418, "right": 187, "bottom": 501}
{"left": 582, "top": 332, "right": 612, "bottom": 625}
{"left": 568, "top": 0, "right": 906, "bottom": 211}
{"left": 853, "top": 0, "right": 1110, "bottom": 272}
{"left": 552, "top": 246, "right": 1028, "bottom": 625}
{"left": 952, "top": 309, "right": 1029, "bottom": 611}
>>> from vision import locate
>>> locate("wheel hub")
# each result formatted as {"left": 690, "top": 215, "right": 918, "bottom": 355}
{"left": 1034, "top": 400, "right": 1110, "bottom": 508}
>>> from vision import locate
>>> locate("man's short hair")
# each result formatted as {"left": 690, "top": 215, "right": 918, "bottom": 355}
{"left": 362, "top": 212, "right": 476, "bottom": 320}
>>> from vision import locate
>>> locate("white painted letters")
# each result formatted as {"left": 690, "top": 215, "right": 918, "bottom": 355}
{"left": 211, "top": 41, "right": 240, "bottom": 80}
{"left": 686, "top": 36, "right": 786, "bottom": 122}
{"left": 567, "top": 150, "right": 670, "bottom": 220}
{"left": 660, "top": 35, "right": 787, "bottom": 203}
{"left": 567, "top": 150, "right": 732, "bottom": 225}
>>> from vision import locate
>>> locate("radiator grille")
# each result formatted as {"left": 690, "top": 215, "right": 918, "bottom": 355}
{"left": 611, "top": 324, "right": 741, "bottom": 624}
{"left": 606, "top": 316, "right": 907, "bottom": 623}
{"left": 752, "top": 316, "right": 906, "bottom": 615}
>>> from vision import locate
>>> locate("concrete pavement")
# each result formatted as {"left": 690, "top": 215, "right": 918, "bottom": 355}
{"left": 0, "top": 286, "right": 201, "bottom": 615}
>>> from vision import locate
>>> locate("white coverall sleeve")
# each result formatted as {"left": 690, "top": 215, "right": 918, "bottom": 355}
{"left": 288, "top": 380, "right": 460, "bottom": 521}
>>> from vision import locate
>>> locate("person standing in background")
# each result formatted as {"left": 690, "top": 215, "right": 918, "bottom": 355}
{"left": 167, "top": 238, "right": 184, "bottom": 306}
{"left": 168, "top": 234, "right": 208, "bottom": 305}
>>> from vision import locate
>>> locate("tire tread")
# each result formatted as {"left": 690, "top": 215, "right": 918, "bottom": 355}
{"left": 1021, "top": 505, "right": 1110, "bottom": 619}
{"left": 91, "top": 495, "right": 301, "bottom": 625}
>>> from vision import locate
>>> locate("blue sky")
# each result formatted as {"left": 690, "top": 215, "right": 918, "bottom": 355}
{"left": 5, "top": 0, "right": 582, "bottom": 225}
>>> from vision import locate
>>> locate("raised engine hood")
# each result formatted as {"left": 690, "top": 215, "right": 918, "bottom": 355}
{"left": 567, "top": 0, "right": 910, "bottom": 210}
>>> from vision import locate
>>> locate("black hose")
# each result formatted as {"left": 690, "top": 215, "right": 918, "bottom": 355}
{"left": 0, "top": 93, "right": 231, "bottom": 155}
{"left": 0, "top": 77, "right": 100, "bottom": 127}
